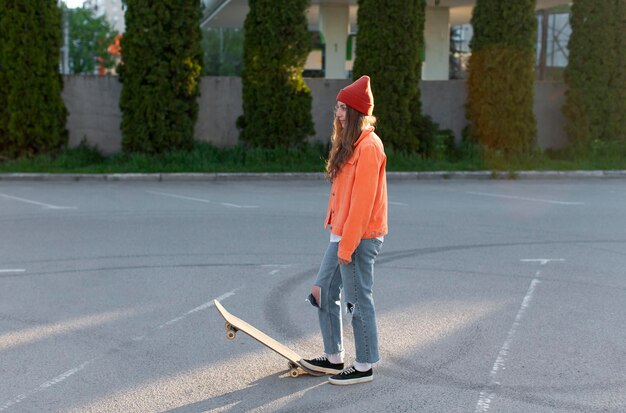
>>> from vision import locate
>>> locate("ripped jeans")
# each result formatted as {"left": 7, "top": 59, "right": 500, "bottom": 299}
{"left": 311, "top": 238, "right": 383, "bottom": 364}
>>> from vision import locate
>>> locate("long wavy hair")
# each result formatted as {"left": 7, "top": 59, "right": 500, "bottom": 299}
{"left": 325, "top": 106, "right": 376, "bottom": 181}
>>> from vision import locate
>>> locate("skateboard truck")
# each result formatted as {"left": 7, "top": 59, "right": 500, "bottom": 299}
{"left": 224, "top": 322, "right": 238, "bottom": 340}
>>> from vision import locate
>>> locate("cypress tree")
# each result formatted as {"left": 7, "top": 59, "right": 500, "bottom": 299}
{"left": 120, "top": 0, "right": 203, "bottom": 154}
{"left": 563, "top": 0, "right": 626, "bottom": 145}
{"left": 238, "top": 0, "right": 314, "bottom": 148}
{"left": 466, "top": 0, "right": 537, "bottom": 155}
{"left": 0, "top": 0, "right": 68, "bottom": 158}
{"left": 352, "top": 0, "right": 426, "bottom": 153}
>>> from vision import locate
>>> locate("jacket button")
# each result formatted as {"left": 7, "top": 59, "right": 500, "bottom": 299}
{"left": 370, "top": 231, "right": 375, "bottom": 236}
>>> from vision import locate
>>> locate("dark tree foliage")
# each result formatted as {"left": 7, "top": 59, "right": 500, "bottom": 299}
{"left": 120, "top": 0, "right": 203, "bottom": 154}
{"left": 238, "top": 0, "right": 314, "bottom": 148}
{"left": 0, "top": 0, "right": 68, "bottom": 158}
{"left": 466, "top": 0, "right": 537, "bottom": 154}
{"left": 352, "top": 0, "right": 426, "bottom": 153}
{"left": 563, "top": 0, "right": 626, "bottom": 146}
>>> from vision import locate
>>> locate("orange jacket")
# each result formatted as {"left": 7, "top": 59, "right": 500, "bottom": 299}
{"left": 324, "top": 126, "right": 388, "bottom": 262}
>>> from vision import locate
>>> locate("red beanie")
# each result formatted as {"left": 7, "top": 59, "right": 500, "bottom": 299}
{"left": 336, "top": 75, "right": 374, "bottom": 116}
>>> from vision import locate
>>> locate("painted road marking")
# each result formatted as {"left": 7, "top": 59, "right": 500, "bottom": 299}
{"left": 475, "top": 276, "right": 542, "bottom": 412}
{"left": 0, "top": 289, "right": 240, "bottom": 411}
{"left": 156, "top": 288, "right": 240, "bottom": 330}
{"left": 475, "top": 258, "right": 565, "bottom": 411}
{"left": 464, "top": 191, "right": 584, "bottom": 206}
{"left": 261, "top": 264, "right": 292, "bottom": 276}
{"left": 0, "top": 359, "right": 98, "bottom": 411}
{"left": 521, "top": 258, "right": 565, "bottom": 265}
{"left": 146, "top": 191, "right": 258, "bottom": 209}
{"left": 0, "top": 269, "right": 25, "bottom": 274}
{"left": 0, "top": 192, "right": 77, "bottom": 210}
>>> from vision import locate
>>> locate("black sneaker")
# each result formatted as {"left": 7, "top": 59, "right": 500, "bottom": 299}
{"left": 300, "top": 356, "right": 344, "bottom": 375}
{"left": 329, "top": 366, "right": 373, "bottom": 385}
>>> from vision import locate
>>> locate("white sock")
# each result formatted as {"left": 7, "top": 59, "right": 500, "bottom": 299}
{"left": 354, "top": 361, "right": 372, "bottom": 372}
{"left": 326, "top": 352, "right": 343, "bottom": 364}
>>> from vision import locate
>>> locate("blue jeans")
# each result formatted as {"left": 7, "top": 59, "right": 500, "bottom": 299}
{"left": 312, "top": 238, "right": 383, "bottom": 364}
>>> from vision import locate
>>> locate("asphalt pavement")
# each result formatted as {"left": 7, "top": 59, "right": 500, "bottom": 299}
{"left": 1, "top": 178, "right": 625, "bottom": 412}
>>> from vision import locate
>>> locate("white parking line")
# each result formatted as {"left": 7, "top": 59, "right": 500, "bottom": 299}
{"left": 261, "top": 264, "right": 292, "bottom": 276}
{"left": 146, "top": 191, "right": 258, "bottom": 208}
{"left": 520, "top": 258, "right": 565, "bottom": 265}
{"left": 0, "top": 359, "right": 97, "bottom": 411}
{"left": 464, "top": 191, "right": 584, "bottom": 205}
{"left": 157, "top": 288, "right": 240, "bottom": 329}
{"left": 475, "top": 276, "right": 541, "bottom": 412}
{"left": 0, "top": 269, "right": 25, "bottom": 274}
{"left": 0, "top": 192, "right": 77, "bottom": 210}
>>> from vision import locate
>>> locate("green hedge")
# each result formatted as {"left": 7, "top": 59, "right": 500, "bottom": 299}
{"left": 563, "top": 0, "right": 626, "bottom": 146}
{"left": 466, "top": 0, "right": 537, "bottom": 155}
{"left": 237, "top": 0, "right": 314, "bottom": 148}
{"left": 0, "top": 0, "right": 68, "bottom": 159}
{"left": 352, "top": 0, "right": 426, "bottom": 153}
{"left": 120, "top": 0, "right": 203, "bottom": 154}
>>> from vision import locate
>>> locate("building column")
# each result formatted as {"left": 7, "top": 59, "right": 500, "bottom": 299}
{"left": 319, "top": 4, "right": 350, "bottom": 79}
{"left": 423, "top": 6, "right": 451, "bottom": 80}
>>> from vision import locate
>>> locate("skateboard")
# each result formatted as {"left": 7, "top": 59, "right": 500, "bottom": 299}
{"left": 213, "top": 299, "right": 324, "bottom": 378}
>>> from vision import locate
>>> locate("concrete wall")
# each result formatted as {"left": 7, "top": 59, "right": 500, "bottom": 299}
{"left": 61, "top": 76, "right": 569, "bottom": 154}
{"left": 62, "top": 76, "right": 123, "bottom": 154}
{"left": 533, "top": 81, "right": 569, "bottom": 149}
{"left": 420, "top": 80, "right": 468, "bottom": 142}
{"left": 195, "top": 77, "right": 243, "bottom": 147}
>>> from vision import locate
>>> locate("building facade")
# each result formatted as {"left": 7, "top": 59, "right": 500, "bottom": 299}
{"left": 83, "top": 0, "right": 125, "bottom": 33}
{"left": 201, "top": 0, "right": 571, "bottom": 80}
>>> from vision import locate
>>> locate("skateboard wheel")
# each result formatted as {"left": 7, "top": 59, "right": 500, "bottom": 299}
{"left": 287, "top": 361, "right": 297, "bottom": 370}
{"left": 289, "top": 368, "right": 300, "bottom": 378}
{"left": 226, "top": 329, "right": 236, "bottom": 340}
{"left": 225, "top": 322, "right": 232, "bottom": 331}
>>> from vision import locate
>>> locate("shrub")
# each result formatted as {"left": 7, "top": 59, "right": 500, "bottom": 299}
{"left": 352, "top": 0, "right": 426, "bottom": 153}
{"left": 466, "top": 0, "right": 537, "bottom": 155}
{"left": 563, "top": 0, "right": 626, "bottom": 145}
{"left": 237, "top": 0, "right": 314, "bottom": 148}
{"left": 120, "top": 0, "right": 203, "bottom": 154}
{"left": 0, "top": 1, "right": 68, "bottom": 159}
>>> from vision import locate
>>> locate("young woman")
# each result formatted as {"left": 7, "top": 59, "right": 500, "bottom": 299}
{"left": 301, "top": 75, "right": 388, "bottom": 385}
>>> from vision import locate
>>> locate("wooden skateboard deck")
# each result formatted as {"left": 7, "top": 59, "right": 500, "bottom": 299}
{"left": 214, "top": 299, "right": 323, "bottom": 377}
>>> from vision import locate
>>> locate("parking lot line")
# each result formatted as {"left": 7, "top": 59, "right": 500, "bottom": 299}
{"left": 146, "top": 190, "right": 258, "bottom": 208}
{"left": 464, "top": 191, "right": 584, "bottom": 205}
{"left": 475, "top": 276, "right": 542, "bottom": 412}
{"left": 0, "top": 192, "right": 76, "bottom": 210}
